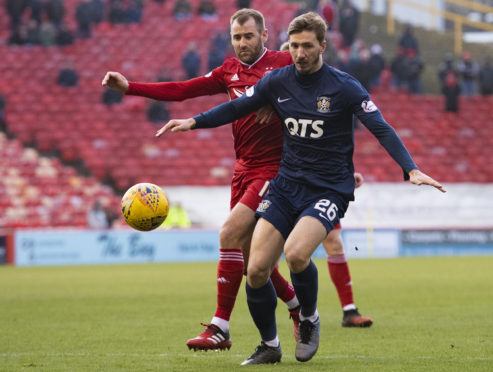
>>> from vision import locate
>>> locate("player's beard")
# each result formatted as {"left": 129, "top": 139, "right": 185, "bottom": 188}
{"left": 237, "top": 39, "right": 263, "bottom": 65}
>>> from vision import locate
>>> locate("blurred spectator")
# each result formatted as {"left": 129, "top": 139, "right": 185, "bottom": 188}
{"left": 182, "top": 42, "right": 201, "bottom": 79}
{"left": 438, "top": 53, "right": 457, "bottom": 86}
{"left": 442, "top": 70, "right": 460, "bottom": 113}
{"left": 26, "top": 19, "right": 41, "bottom": 45}
{"left": 87, "top": 199, "right": 110, "bottom": 229}
{"left": 56, "top": 23, "right": 74, "bottom": 46}
{"left": 211, "top": 31, "right": 228, "bottom": 55}
{"left": 109, "top": 0, "right": 127, "bottom": 24}
{"left": 147, "top": 101, "right": 170, "bottom": 124}
{"left": 339, "top": 0, "right": 359, "bottom": 47}
{"left": 237, "top": 0, "right": 251, "bottom": 8}
{"left": 76, "top": 0, "right": 95, "bottom": 38}
{"left": 102, "top": 87, "right": 123, "bottom": 105}
{"left": 173, "top": 0, "right": 192, "bottom": 20}
{"left": 39, "top": 21, "right": 57, "bottom": 46}
{"left": 198, "top": 0, "right": 218, "bottom": 21}
{"left": 91, "top": 0, "right": 105, "bottom": 24}
{"left": 208, "top": 44, "right": 224, "bottom": 71}
{"left": 398, "top": 25, "right": 419, "bottom": 56}
{"left": 8, "top": 25, "right": 28, "bottom": 46}
{"left": 348, "top": 45, "right": 371, "bottom": 91}
{"left": 126, "top": 0, "right": 144, "bottom": 23}
{"left": 318, "top": 0, "right": 337, "bottom": 31}
{"left": 46, "top": 0, "right": 66, "bottom": 28}
{"left": 456, "top": 51, "right": 479, "bottom": 96}
{"left": 161, "top": 202, "right": 191, "bottom": 229}
{"left": 367, "top": 44, "right": 385, "bottom": 89}
{"left": 390, "top": 46, "right": 408, "bottom": 90}
{"left": 27, "top": 0, "right": 44, "bottom": 25}
{"left": 57, "top": 61, "right": 79, "bottom": 87}
{"left": 479, "top": 56, "right": 493, "bottom": 96}
{"left": 406, "top": 49, "right": 424, "bottom": 95}
{"left": 6, "top": 0, "right": 28, "bottom": 32}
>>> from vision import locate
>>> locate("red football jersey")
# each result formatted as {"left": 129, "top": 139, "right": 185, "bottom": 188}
{"left": 128, "top": 49, "right": 293, "bottom": 170}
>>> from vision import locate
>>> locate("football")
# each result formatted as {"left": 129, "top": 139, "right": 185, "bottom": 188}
{"left": 121, "top": 183, "right": 169, "bottom": 231}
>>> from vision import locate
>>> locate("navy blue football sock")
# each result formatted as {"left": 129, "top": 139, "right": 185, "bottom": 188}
{"left": 290, "top": 260, "right": 318, "bottom": 317}
{"left": 246, "top": 280, "right": 278, "bottom": 342}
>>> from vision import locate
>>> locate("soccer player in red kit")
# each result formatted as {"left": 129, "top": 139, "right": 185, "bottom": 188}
{"left": 102, "top": 8, "right": 370, "bottom": 352}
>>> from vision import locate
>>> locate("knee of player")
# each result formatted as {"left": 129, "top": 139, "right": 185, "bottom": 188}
{"left": 323, "top": 234, "right": 344, "bottom": 255}
{"left": 219, "top": 223, "right": 243, "bottom": 247}
{"left": 246, "top": 265, "right": 271, "bottom": 287}
{"left": 284, "top": 248, "right": 309, "bottom": 273}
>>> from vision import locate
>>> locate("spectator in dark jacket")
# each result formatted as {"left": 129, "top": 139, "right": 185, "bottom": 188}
{"left": 339, "top": 0, "right": 359, "bottom": 47}
{"left": 479, "top": 56, "right": 493, "bottom": 96}
{"left": 147, "top": 101, "right": 170, "bottom": 124}
{"left": 390, "top": 46, "right": 408, "bottom": 90}
{"left": 442, "top": 70, "right": 460, "bottom": 113}
{"left": 456, "top": 51, "right": 479, "bottom": 96}
{"left": 406, "top": 49, "right": 424, "bottom": 95}
{"left": 56, "top": 23, "right": 74, "bottom": 46}
{"left": 398, "top": 25, "right": 419, "bottom": 56}
{"left": 6, "top": 0, "right": 28, "bottom": 32}
{"left": 76, "top": 0, "right": 95, "bottom": 38}
{"left": 57, "top": 61, "right": 79, "bottom": 87}
{"left": 46, "top": 0, "right": 66, "bottom": 28}
{"left": 182, "top": 42, "right": 201, "bottom": 79}
{"left": 367, "top": 44, "right": 385, "bottom": 89}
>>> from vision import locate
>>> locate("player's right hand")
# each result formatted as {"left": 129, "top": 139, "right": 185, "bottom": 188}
{"left": 155, "top": 119, "right": 196, "bottom": 137}
{"left": 101, "top": 71, "right": 129, "bottom": 94}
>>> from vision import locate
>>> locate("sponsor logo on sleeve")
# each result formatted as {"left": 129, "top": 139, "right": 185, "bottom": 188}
{"left": 205, "top": 71, "right": 212, "bottom": 78}
{"left": 361, "top": 100, "right": 378, "bottom": 112}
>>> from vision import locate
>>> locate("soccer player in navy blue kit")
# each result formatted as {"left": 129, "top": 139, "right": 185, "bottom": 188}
{"left": 157, "top": 12, "right": 446, "bottom": 365}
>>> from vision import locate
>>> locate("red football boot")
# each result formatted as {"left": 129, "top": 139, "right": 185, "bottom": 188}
{"left": 186, "top": 323, "right": 232, "bottom": 351}
{"left": 342, "top": 309, "right": 373, "bottom": 328}
{"left": 289, "top": 306, "right": 301, "bottom": 341}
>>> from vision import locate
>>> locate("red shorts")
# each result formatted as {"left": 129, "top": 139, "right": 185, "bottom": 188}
{"left": 230, "top": 166, "right": 278, "bottom": 211}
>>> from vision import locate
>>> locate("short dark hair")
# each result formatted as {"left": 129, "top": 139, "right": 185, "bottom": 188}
{"left": 287, "top": 12, "right": 327, "bottom": 45}
{"left": 230, "top": 8, "right": 265, "bottom": 33}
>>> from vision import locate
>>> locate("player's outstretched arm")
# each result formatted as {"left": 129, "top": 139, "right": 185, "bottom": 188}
{"left": 155, "top": 118, "right": 196, "bottom": 137}
{"left": 101, "top": 71, "right": 129, "bottom": 94}
{"left": 409, "top": 169, "right": 446, "bottom": 193}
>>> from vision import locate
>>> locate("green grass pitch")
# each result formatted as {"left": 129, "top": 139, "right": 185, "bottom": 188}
{"left": 1, "top": 256, "right": 492, "bottom": 371}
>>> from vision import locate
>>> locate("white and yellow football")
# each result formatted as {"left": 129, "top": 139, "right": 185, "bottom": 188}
{"left": 121, "top": 183, "right": 169, "bottom": 231}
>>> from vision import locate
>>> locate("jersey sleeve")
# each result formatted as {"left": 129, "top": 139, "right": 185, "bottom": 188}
{"left": 193, "top": 74, "right": 271, "bottom": 129}
{"left": 126, "top": 66, "right": 227, "bottom": 101}
{"left": 343, "top": 77, "right": 418, "bottom": 179}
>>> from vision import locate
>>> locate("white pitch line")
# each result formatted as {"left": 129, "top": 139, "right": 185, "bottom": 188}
{"left": 1, "top": 352, "right": 492, "bottom": 362}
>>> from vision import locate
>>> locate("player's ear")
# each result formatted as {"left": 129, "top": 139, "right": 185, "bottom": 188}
{"left": 320, "top": 40, "right": 326, "bottom": 54}
{"left": 262, "top": 29, "right": 268, "bottom": 44}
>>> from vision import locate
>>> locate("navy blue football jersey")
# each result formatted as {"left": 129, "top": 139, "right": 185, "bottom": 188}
{"left": 195, "top": 63, "right": 417, "bottom": 200}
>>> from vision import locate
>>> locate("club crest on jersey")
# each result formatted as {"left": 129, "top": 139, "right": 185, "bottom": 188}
{"left": 361, "top": 100, "right": 378, "bottom": 112}
{"left": 264, "top": 66, "right": 274, "bottom": 76}
{"left": 317, "top": 96, "right": 331, "bottom": 113}
{"left": 256, "top": 199, "right": 271, "bottom": 213}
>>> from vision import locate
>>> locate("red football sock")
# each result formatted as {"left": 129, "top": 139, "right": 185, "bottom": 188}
{"left": 270, "top": 266, "right": 296, "bottom": 304}
{"left": 327, "top": 254, "right": 354, "bottom": 308}
{"left": 214, "top": 249, "right": 244, "bottom": 321}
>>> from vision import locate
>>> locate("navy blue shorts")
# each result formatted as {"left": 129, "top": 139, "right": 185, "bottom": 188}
{"left": 255, "top": 175, "right": 349, "bottom": 240}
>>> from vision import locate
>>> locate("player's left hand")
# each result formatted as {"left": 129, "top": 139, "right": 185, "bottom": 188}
{"left": 354, "top": 172, "right": 364, "bottom": 188}
{"left": 409, "top": 169, "right": 447, "bottom": 193}
{"left": 155, "top": 118, "right": 196, "bottom": 137}
{"left": 256, "top": 105, "right": 275, "bottom": 124}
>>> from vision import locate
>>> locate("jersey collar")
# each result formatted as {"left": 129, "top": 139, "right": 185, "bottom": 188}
{"left": 240, "top": 47, "right": 268, "bottom": 69}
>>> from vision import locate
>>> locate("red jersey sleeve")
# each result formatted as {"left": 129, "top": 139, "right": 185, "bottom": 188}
{"left": 127, "top": 67, "right": 228, "bottom": 101}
